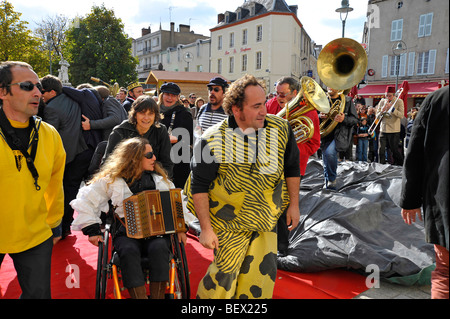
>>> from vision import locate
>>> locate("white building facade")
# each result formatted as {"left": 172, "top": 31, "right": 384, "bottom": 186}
{"left": 360, "top": 0, "right": 449, "bottom": 110}
{"left": 210, "top": 0, "right": 318, "bottom": 92}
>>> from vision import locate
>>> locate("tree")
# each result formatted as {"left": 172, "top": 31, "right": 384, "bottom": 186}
{"left": 65, "top": 4, "right": 138, "bottom": 87}
{"left": 0, "top": 0, "right": 48, "bottom": 75}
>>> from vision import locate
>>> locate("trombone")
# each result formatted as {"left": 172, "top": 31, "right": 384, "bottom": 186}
{"left": 368, "top": 87, "right": 404, "bottom": 136}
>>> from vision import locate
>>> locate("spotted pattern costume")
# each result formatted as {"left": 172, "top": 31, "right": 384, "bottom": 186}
{"left": 184, "top": 114, "right": 300, "bottom": 298}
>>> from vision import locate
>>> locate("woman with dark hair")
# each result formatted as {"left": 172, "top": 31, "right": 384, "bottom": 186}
{"left": 71, "top": 137, "right": 186, "bottom": 299}
{"left": 103, "top": 95, "right": 173, "bottom": 178}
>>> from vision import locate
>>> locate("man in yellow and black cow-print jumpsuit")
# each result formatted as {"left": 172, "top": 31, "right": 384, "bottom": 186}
{"left": 184, "top": 74, "right": 300, "bottom": 299}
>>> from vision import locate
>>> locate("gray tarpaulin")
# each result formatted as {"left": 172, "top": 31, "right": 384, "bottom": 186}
{"left": 277, "top": 159, "right": 435, "bottom": 284}
{"left": 186, "top": 159, "right": 435, "bottom": 285}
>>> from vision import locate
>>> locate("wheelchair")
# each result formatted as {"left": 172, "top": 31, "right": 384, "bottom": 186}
{"left": 95, "top": 210, "right": 190, "bottom": 299}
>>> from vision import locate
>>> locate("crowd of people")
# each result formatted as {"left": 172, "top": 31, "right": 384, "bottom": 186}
{"left": 0, "top": 60, "right": 447, "bottom": 300}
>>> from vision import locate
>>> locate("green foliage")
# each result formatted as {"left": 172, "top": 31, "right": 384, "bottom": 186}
{"left": 65, "top": 4, "right": 138, "bottom": 87}
{"left": 0, "top": 0, "right": 50, "bottom": 76}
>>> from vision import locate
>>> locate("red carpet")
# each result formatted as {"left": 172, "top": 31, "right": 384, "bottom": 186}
{"left": 1, "top": 231, "right": 368, "bottom": 299}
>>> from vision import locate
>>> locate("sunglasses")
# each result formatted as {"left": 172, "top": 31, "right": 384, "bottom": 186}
{"left": 276, "top": 91, "right": 292, "bottom": 99}
{"left": 143, "top": 151, "right": 154, "bottom": 159}
{"left": 9, "top": 81, "right": 43, "bottom": 93}
{"left": 208, "top": 87, "right": 221, "bottom": 93}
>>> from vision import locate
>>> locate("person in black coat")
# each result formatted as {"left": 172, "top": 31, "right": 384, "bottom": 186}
{"left": 319, "top": 87, "right": 358, "bottom": 190}
{"left": 41, "top": 75, "right": 93, "bottom": 238}
{"left": 103, "top": 95, "right": 173, "bottom": 178}
{"left": 400, "top": 85, "right": 449, "bottom": 299}
{"left": 158, "top": 82, "right": 193, "bottom": 188}
{"left": 62, "top": 85, "right": 103, "bottom": 151}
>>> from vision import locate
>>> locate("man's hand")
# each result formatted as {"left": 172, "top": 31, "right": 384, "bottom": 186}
{"left": 81, "top": 114, "right": 91, "bottom": 130}
{"left": 401, "top": 208, "right": 422, "bottom": 225}
{"left": 286, "top": 204, "right": 300, "bottom": 231}
{"left": 334, "top": 112, "right": 345, "bottom": 123}
{"left": 199, "top": 227, "right": 219, "bottom": 250}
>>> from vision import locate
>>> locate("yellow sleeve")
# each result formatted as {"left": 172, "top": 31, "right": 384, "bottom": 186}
{"left": 45, "top": 129, "right": 66, "bottom": 229}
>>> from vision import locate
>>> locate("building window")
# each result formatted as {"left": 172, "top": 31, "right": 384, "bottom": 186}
{"left": 229, "top": 57, "right": 234, "bottom": 73}
{"left": 256, "top": 51, "right": 262, "bottom": 70}
{"left": 418, "top": 13, "right": 433, "bottom": 37}
{"left": 407, "top": 52, "right": 415, "bottom": 76}
{"left": 446, "top": 48, "right": 449, "bottom": 74}
{"left": 417, "top": 50, "right": 436, "bottom": 75}
{"left": 256, "top": 25, "right": 263, "bottom": 42}
{"left": 230, "top": 32, "right": 235, "bottom": 48}
{"left": 242, "top": 54, "right": 247, "bottom": 72}
{"left": 218, "top": 59, "right": 222, "bottom": 74}
{"left": 390, "top": 53, "right": 406, "bottom": 77}
{"left": 381, "top": 55, "right": 389, "bottom": 78}
{"left": 218, "top": 35, "right": 223, "bottom": 50}
{"left": 390, "top": 19, "right": 403, "bottom": 41}
{"left": 197, "top": 65, "right": 203, "bottom": 72}
{"left": 242, "top": 29, "right": 248, "bottom": 45}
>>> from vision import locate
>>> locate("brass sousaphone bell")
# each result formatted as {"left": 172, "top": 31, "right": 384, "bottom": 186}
{"left": 276, "top": 76, "right": 330, "bottom": 144}
{"left": 317, "top": 38, "right": 368, "bottom": 137}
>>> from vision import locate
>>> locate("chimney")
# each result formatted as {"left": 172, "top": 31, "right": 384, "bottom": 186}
{"left": 170, "top": 22, "right": 175, "bottom": 47}
{"left": 179, "top": 24, "right": 190, "bottom": 33}
{"left": 141, "top": 27, "right": 151, "bottom": 36}
{"left": 218, "top": 13, "right": 225, "bottom": 24}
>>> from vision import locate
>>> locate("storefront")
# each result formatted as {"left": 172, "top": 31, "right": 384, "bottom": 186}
{"left": 357, "top": 81, "right": 444, "bottom": 116}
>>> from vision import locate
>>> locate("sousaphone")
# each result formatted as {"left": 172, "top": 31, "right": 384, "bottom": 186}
{"left": 317, "top": 38, "right": 368, "bottom": 137}
{"left": 276, "top": 76, "right": 330, "bottom": 144}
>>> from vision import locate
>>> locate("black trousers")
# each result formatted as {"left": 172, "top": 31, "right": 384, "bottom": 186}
{"left": 113, "top": 227, "right": 171, "bottom": 288}
{"left": 0, "top": 237, "right": 53, "bottom": 299}
{"left": 62, "top": 148, "right": 94, "bottom": 233}
{"left": 378, "top": 132, "right": 403, "bottom": 165}
{"left": 277, "top": 208, "right": 290, "bottom": 254}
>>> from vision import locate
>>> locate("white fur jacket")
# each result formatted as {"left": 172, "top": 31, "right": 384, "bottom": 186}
{"left": 71, "top": 174, "right": 194, "bottom": 232}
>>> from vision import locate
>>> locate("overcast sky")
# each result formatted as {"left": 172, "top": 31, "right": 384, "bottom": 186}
{"left": 10, "top": 0, "right": 368, "bottom": 46}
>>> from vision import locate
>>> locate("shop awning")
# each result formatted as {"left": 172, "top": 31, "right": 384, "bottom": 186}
{"left": 358, "top": 81, "right": 441, "bottom": 98}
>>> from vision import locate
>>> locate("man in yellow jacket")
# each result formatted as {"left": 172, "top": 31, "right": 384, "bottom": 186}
{"left": 0, "top": 61, "right": 66, "bottom": 298}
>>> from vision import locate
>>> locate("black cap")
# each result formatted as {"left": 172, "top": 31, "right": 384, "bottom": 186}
{"left": 160, "top": 82, "right": 181, "bottom": 95}
{"left": 207, "top": 77, "right": 228, "bottom": 88}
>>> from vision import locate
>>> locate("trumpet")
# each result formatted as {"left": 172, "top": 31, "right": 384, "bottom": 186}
{"left": 368, "top": 87, "right": 403, "bottom": 136}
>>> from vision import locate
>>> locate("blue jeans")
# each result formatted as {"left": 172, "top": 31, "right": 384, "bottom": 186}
{"left": 321, "top": 139, "right": 338, "bottom": 183}
{"left": 357, "top": 139, "right": 368, "bottom": 161}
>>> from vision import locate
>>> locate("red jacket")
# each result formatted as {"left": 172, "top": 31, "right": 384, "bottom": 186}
{"left": 266, "top": 97, "right": 282, "bottom": 115}
{"left": 297, "top": 109, "right": 320, "bottom": 176}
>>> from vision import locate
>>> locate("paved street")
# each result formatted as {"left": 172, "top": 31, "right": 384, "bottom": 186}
{"left": 354, "top": 281, "right": 431, "bottom": 299}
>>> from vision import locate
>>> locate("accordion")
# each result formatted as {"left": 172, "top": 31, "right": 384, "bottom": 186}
{"left": 123, "top": 188, "right": 186, "bottom": 239}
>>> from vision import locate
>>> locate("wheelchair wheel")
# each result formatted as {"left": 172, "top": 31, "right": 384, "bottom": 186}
{"left": 95, "top": 224, "right": 111, "bottom": 299}
{"left": 169, "top": 234, "right": 190, "bottom": 299}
